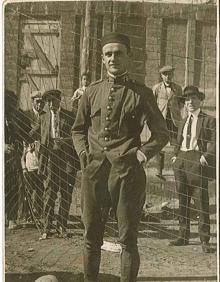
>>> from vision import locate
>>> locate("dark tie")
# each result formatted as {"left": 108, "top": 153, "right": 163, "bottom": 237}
{"left": 186, "top": 115, "right": 193, "bottom": 149}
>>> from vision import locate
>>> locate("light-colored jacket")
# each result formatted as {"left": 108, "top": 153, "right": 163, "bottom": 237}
{"left": 152, "top": 82, "right": 184, "bottom": 128}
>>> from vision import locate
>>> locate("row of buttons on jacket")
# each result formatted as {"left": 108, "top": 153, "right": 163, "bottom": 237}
{"left": 103, "top": 87, "right": 116, "bottom": 151}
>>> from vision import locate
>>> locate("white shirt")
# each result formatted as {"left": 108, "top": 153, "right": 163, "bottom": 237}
{"left": 25, "top": 149, "right": 39, "bottom": 171}
{"left": 71, "top": 86, "right": 86, "bottom": 102}
{"left": 32, "top": 107, "right": 39, "bottom": 117}
{"left": 51, "top": 109, "right": 60, "bottom": 139}
{"left": 181, "top": 108, "right": 200, "bottom": 151}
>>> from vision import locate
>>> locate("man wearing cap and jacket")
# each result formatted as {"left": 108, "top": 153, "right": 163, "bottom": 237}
{"left": 30, "top": 89, "right": 79, "bottom": 239}
{"left": 153, "top": 66, "right": 184, "bottom": 180}
{"left": 72, "top": 32, "right": 169, "bottom": 282}
{"left": 169, "top": 86, "right": 216, "bottom": 253}
{"left": 21, "top": 91, "right": 45, "bottom": 222}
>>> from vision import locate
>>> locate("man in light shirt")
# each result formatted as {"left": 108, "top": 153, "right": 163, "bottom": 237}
{"left": 30, "top": 89, "right": 79, "bottom": 239}
{"left": 169, "top": 86, "right": 216, "bottom": 253}
{"left": 153, "top": 65, "right": 184, "bottom": 180}
{"left": 22, "top": 91, "right": 45, "bottom": 223}
{"left": 71, "top": 72, "right": 91, "bottom": 103}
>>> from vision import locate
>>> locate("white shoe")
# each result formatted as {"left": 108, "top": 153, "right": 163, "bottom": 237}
{"left": 8, "top": 220, "right": 18, "bottom": 230}
{"left": 39, "top": 232, "right": 48, "bottom": 240}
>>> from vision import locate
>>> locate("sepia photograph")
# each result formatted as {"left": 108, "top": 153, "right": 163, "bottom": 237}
{"left": 2, "top": 0, "right": 218, "bottom": 281}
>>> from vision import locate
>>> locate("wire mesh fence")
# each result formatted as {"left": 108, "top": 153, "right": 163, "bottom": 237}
{"left": 4, "top": 0, "right": 217, "bottom": 279}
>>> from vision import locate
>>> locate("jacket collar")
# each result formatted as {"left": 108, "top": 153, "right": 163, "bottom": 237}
{"left": 107, "top": 71, "right": 129, "bottom": 84}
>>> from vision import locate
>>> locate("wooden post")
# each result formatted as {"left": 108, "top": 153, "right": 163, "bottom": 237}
{"left": 80, "top": 1, "right": 91, "bottom": 76}
{"left": 185, "top": 18, "right": 196, "bottom": 87}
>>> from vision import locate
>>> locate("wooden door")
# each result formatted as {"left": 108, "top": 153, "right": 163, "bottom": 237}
{"left": 18, "top": 19, "right": 60, "bottom": 111}
{"left": 160, "top": 19, "right": 187, "bottom": 87}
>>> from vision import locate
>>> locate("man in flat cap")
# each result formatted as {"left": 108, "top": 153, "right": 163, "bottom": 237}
{"left": 72, "top": 32, "right": 169, "bottom": 282}
{"left": 21, "top": 91, "right": 45, "bottom": 223}
{"left": 152, "top": 65, "right": 184, "bottom": 180}
{"left": 30, "top": 89, "right": 79, "bottom": 239}
{"left": 169, "top": 86, "right": 216, "bottom": 253}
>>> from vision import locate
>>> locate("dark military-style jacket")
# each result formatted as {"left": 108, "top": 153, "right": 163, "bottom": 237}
{"left": 72, "top": 75, "right": 169, "bottom": 178}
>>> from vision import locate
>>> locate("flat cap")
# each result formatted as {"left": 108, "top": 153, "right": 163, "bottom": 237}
{"left": 101, "top": 32, "right": 130, "bottom": 51}
{"left": 159, "top": 65, "right": 175, "bottom": 74}
{"left": 183, "top": 85, "right": 205, "bottom": 101}
{"left": 31, "top": 90, "right": 42, "bottom": 100}
{"left": 42, "top": 89, "right": 61, "bottom": 101}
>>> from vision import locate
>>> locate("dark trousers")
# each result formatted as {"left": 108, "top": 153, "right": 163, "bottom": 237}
{"left": 173, "top": 151, "right": 210, "bottom": 243}
{"left": 155, "top": 152, "right": 165, "bottom": 175}
{"left": 5, "top": 153, "right": 19, "bottom": 221}
{"left": 155, "top": 114, "right": 177, "bottom": 174}
{"left": 23, "top": 170, "right": 44, "bottom": 219}
{"left": 43, "top": 148, "right": 77, "bottom": 232}
{"left": 81, "top": 158, "right": 146, "bottom": 282}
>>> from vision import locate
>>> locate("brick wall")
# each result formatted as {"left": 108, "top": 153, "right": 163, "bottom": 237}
{"left": 4, "top": 1, "right": 217, "bottom": 113}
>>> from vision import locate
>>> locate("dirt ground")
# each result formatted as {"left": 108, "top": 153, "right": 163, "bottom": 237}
{"left": 5, "top": 206, "right": 217, "bottom": 282}
{"left": 4, "top": 217, "right": 217, "bottom": 282}
{"left": 4, "top": 169, "right": 218, "bottom": 282}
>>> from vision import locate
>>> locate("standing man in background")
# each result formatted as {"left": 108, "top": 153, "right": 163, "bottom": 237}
{"left": 21, "top": 91, "right": 45, "bottom": 222}
{"left": 5, "top": 89, "right": 29, "bottom": 229}
{"left": 71, "top": 72, "right": 91, "bottom": 104}
{"left": 71, "top": 72, "right": 91, "bottom": 120}
{"left": 30, "top": 89, "right": 79, "bottom": 239}
{"left": 169, "top": 86, "right": 216, "bottom": 253}
{"left": 153, "top": 65, "right": 184, "bottom": 180}
{"left": 72, "top": 32, "right": 169, "bottom": 282}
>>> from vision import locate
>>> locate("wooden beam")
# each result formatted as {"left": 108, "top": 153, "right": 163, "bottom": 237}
{"left": 184, "top": 18, "right": 196, "bottom": 87}
{"left": 80, "top": 1, "right": 91, "bottom": 75}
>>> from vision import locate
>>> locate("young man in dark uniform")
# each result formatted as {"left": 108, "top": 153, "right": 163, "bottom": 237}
{"left": 72, "top": 32, "right": 169, "bottom": 282}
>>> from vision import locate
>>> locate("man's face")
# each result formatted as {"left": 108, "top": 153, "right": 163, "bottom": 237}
{"left": 102, "top": 43, "right": 130, "bottom": 76}
{"left": 161, "top": 71, "right": 173, "bottom": 84}
{"left": 185, "top": 94, "right": 202, "bottom": 113}
{"left": 32, "top": 98, "right": 44, "bottom": 112}
{"left": 81, "top": 75, "right": 90, "bottom": 87}
{"left": 49, "top": 97, "right": 61, "bottom": 112}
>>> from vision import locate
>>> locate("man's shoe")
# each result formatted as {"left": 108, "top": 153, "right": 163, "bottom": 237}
{"left": 169, "top": 238, "right": 189, "bottom": 246}
{"left": 39, "top": 232, "right": 48, "bottom": 240}
{"left": 39, "top": 230, "right": 53, "bottom": 240}
{"left": 57, "top": 226, "right": 71, "bottom": 239}
{"left": 201, "top": 242, "right": 212, "bottom": 253}
{"left": 8, "top": 220, "right": 18, "bottom": 230}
